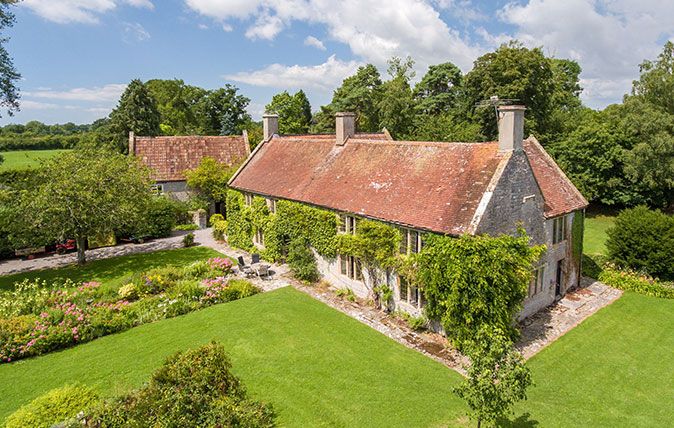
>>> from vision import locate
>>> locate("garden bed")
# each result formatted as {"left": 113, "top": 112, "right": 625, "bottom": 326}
{"left": 0, "top": 254, "right": 259, "bottom": 363}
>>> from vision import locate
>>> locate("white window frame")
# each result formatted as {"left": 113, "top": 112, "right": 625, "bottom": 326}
{"left": 150, "top": 184, "right": 164, "bottom": 195}
{"left": 244, "top": 193, "right": 254, "bottom": 206}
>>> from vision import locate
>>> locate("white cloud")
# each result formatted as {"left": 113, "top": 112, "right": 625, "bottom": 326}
{"left": 21, "top": 0, "right": 154, "bottom": 24}
{"left": 25, "top": 84, "right": 127, "bottom": 102}
{"left": 20, "top": 100, "right": 62, "bottom": 110}
{"left": 304, "top": 35, "right": 326, "bottom": 50}
{"left": 499, "top": 0, "right": 674, "bottom": 105}
{"left": 122, "top": 22, "right": 151, "bottom": 42}
{"left": 224, "top": 55, "right": 362, "bottom": 91}
{"left": 184, "top": 0, "right": 483, "bottom": 71}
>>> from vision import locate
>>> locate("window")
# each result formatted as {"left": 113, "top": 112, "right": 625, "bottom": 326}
{"left": 150, "top": 184, "right": 163, "bottom": 195}
{"left": 552, "top": 216, "right": 566, "bottom": 244}
{"left": 528, "top": 266, "right": 545, "bottom": 297}
{"left": 398, "top": 275, "right": 425, "bottom": 308}
{"left": 253, "top": 227, "right": 264, "bottom": 247}
{"left": 266, "top": 198, "right": 276, "bottom": 213}
{"left": 399, "top": 228, "right": 423, "bottom": 255}
{"left": 338, "top": 214, "right": 358, "bottom": 235}
{"left": 244, "top": 193, "right": 253, "bottom": 206}
{"left": 339, "top": 254, "right": 362, "bottom": 281}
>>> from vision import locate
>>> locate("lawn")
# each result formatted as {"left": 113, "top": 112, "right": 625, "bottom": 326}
{"left": 520, "top": 292, "right": 674, "bottom": 427}
{"left": 583, "top": 213, "right": 615, "bottom": 255}
{"left": 0, "top": 287, "right": 465, "bottom": 427}
{"left": 0, "top": 149, "right": 70, "bottom": 171}
{"left": 0, "top": 246, "right": 222, "bottom": 290}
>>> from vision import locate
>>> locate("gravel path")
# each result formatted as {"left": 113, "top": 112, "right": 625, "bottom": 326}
{"left": 0, "top": 228, "right": 624, "bottom": 373}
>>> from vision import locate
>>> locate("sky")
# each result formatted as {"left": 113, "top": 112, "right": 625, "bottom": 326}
{"left": 3, "top": 0, "right": 674, "bottom": 125}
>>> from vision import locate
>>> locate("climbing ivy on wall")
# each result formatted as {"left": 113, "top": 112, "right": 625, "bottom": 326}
{"left": 414, "top": 230, "right": 545, "bottom": 350}
{"left": 571, "top": 211, "right": 584, "bottom": 264}
{"left": 225, "top": 189, "right": 338, "bottom": 262}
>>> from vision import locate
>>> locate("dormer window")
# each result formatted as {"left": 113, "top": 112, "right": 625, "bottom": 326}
{"left": 399, "top": 228, "right": 423, "bottom": 255}
{"left": 338, "top": 214, "right": 358, "bottom": 235}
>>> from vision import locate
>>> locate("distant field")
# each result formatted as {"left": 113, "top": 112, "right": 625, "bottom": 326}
{"left": 0, "top": 149, "right": 69, "bottom": 171}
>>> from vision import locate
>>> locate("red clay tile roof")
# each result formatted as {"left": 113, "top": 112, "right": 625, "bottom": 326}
{"left": 230, "top": 134, "right": 587, "bottom": 234}
{"left": 133, "top": 135, "right": 249, "bottom": 182}
{"left": 524, "top": 138, "right": 588, "bottom": 218}
{"left": 231, "top": 135, "right": 506, "bottom": 234}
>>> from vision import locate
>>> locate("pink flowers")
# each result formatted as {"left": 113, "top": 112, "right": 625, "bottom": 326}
{"left": 208, "top": 257, "right": 233, "bottom": 273}
{"left": 201, "top": 277, "right": 230, "bottom": 302}
{"left": 78, "top": 281, "right": 101, "bottom": 292}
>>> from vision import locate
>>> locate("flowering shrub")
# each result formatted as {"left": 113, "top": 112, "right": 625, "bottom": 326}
{"left": 207, "top": 257, "right": 233, "bottom": 275}
{"left": 0, "top": 257, "right": 260, "bottom": 363}
{"left": 598, "top": 263, "right": 674, "bottom": 299}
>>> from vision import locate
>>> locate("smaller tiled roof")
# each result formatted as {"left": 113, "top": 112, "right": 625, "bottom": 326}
{"left": 134, "top": 135, "right": 249, "bottom": 182}
{"left": 524, "top": 139, "right": 588, "bottom": 218}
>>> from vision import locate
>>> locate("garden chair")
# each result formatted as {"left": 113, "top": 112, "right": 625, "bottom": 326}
{"left": 256, "top": 264, "right": 270, "bottom": 279}
{"left": 251, "top": 253, "right": 261, "bottom": 264}
{"left": 237, "top": 256, "right": 254, "bottom": 277}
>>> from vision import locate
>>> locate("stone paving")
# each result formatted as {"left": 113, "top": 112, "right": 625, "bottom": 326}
{"left": 0, "top": 227, "right": 624, "bottom": 374}
{"left": 516, "top": 278, "right": 623, "bottom": 358}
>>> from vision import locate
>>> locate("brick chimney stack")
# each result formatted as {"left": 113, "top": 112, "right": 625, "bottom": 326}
{"left": 263, "top": 113, "right": 279, "bottom": 141}
{"left": 335, "top": 112, "right": 355, "bottom": 146}
{"left": 497, "top": 105, "right": 526, "bottom": 152}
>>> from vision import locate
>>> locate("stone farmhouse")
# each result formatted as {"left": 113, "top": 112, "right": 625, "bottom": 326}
{"left": 129, "top": 132, "right": 250, "bottom": 212}
{"left": 229, "top": 106, "right": 588, "bottom": 318}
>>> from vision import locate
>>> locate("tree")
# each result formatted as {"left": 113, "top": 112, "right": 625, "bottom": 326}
{"left": 416, "top": 231, "right": 545, "bottom": 349}
{"left": 185, "top": 156, "right": 240, "bottom": 205}
{"left": 108, "top": 79, "right": 161, "bottom": 153}
{"left": 265, "top": 90, "right": 312, "bottom": 134}
{"left": 313, "top": 64, "right": 383, "bottom": 133}
{"left": 413, "top": 62, "right": 463, "bottom": 114}
{"left": 454, "top": 327, "right": 532, "bottom": 428}
{"left": 606, "top": 206, "right": 674, "bottom": 280}
{"left": 194, "top": 85, "right": 251, "bottom": 136}
{"left": 378, "top": 57, "right": 416, "bottom": 138}
{"left": 463, "top": 41, "right": 555, "bottom": 140}
{"left": 0, "top": 0, "right": 20, "bottom": 118}
{"left": 146, "top": 79, "right": 207, "bottom": 135}
{"left": 633, "top": 41, "right": 674, "bottom": 115}
{"left": 17, "top": 149, "right": 151, "bottom": 264}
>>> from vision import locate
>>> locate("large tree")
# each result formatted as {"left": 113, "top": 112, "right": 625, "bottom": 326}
{"left": 463, "top": 41, "right": 556, "bottom": 140}
{"left": 633, "top": 41, "right": 674, "bottom": 115}
{"left": 194, "top": 85, "right": 251, "bottom": 136}
{"left": 265, "top": 90, "right": 312, "bottom": 134}
{"left": 108, "top": 79, "right": 161, "bottom": 153}
{"left": 17, "top": 149, "right": 151, "bottom": 264}
{"left": 145, "top": 79, "right": 207, "bottom": 135}
{"left": 0, "top": 0, "right": 20, "bottom": 118}
{"left": 313, "top": 64, "right": 383, "bottom": 133}
{"left": 378, "top": 57, "right": 416, "bottom": 138}
{"left": 413, "top": 61, "right": 463, "bottom": 115}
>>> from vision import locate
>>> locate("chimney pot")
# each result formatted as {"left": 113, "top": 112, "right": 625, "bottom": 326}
{"left": 497, "top": 105, "right": 526, "bottom": 152}
{"left": 262, "top": 113, "right": 279, "bottom": 141}
{"left": 335, "top": 112, "right": 355, "bottom": 146}
{"left": 128, "top": 131, "right": 135, "bottom": 156}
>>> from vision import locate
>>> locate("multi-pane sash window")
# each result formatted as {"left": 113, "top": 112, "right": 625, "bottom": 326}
{"left": 398, "top": 275, "right": 424, "bottom": 308}
{"left": 253, "top": 227, "right": 264, "bottom": 247}
{"left": 266, "top": 198, "right": 276, "bottom": 213}
{"left": 244, "top": 193, "right": 253, "bottom": 206}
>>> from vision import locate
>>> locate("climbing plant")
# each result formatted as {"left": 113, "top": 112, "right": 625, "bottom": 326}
{"left": 336, "top": 219, "right": 401, "bottom": 306}
{"left": 225, "top": 189, "right": 338, "bottom": 263}
{"left": 415, "top": 230, "right": 545, "bottom": 350}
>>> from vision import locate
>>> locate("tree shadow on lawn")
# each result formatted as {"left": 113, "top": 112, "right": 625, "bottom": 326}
{"left": 497, "top": 412, "right": 539, "bottom": 427}
{"left": 0, "top": 246, "right": 219, "bottom": 290}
